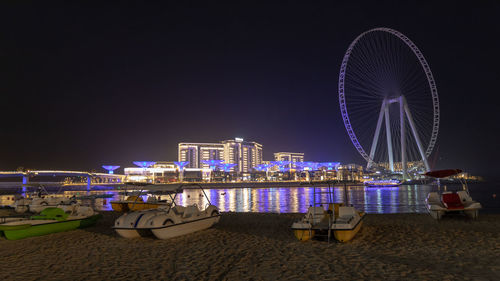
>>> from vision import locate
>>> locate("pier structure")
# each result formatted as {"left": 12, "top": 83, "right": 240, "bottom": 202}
{"left": 0, "top": 170, "right": 125, "bottom": 192}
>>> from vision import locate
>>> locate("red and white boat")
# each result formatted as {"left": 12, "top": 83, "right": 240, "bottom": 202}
{"left": 424, "top": 169, "right": 481, "bottom": 220}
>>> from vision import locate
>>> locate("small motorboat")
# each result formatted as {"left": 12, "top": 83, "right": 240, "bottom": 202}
{"left": 0, "top": 206, "right": 101, "bottom": 240}
{"left": 113, "top": 183, "right": 221, "bottom": 239}
{"left": 425, "top": 169, "right": 481, "bottom": 219}
{"left": 291, "top": 183, "right": 365, "bottom": 242}
{"left": 364, "top": 179, "right": 401, "bottom": 187}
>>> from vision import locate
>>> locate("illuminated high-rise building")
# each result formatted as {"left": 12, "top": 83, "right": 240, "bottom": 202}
{"left": 274, "top": 152, "right": 304, "bottom": 169}
{"left": 222, "top": 138, "right": 263, "bottom": 173}
{"left": 178, "top": 138, "right": 263, "bottom": 173}
{"left": 178, "top": 143, "right": 224, "bottom": 168}
{"left": 274, "top": 152, "right": 304, "bottom": 162}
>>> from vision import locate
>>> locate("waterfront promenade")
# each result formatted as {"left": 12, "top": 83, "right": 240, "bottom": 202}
{"left": 0, "top": 180, "right": 363, "bottom": 193}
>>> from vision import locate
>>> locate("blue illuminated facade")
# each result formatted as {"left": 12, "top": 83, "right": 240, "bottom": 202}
{"left": 271, "top": 161, "right": 291, "bottom": 172}
{"left": 320, "top": 162, "right": 341, "bottom": 171}
{"left": 201, "top": 160, "right": 224, "bottom": 170}
{"left": 219, "top": 163, "right": 237, "bottom": 172}
{"left": 174, "top": 161, "right": 190, "bottom": 170}
{"left": 253, "top": 165, "right": 266, "bottom": 172}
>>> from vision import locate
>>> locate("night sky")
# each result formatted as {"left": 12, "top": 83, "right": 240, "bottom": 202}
{"left": 1, "top": 1, "right": 499, "bottom": 178}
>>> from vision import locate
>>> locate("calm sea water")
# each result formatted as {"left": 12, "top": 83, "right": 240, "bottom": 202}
{"left": 1, "top": 183, "right": 498, "bottom": 214}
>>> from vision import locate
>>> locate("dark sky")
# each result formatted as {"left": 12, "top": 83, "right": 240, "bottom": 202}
{"left": 1, "top": 1, "right": 499, "bottom": 177}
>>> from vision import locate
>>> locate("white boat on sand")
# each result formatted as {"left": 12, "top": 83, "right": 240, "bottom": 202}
{"left": 11, "top": 185, "right": 78, "bottom": 213}
{"left": 291, "top": 183, "right": 365, "bottom": 243}
{"left": 292, "top": 204, "right": 365, "bottom": 242}
{"left": 425, "top": 169, "right": 481, "bottom": 220}
{"left": 113, "top": 183, "right": 221, "bottom": 239}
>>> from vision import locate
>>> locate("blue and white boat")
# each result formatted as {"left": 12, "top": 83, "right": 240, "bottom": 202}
{"left": 364, "top": 179, "right": 401, "bottom": 187}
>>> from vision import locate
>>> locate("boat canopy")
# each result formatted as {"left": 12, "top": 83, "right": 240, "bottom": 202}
{"left": 424, "top": 169, "right": 463, "bottom": 178}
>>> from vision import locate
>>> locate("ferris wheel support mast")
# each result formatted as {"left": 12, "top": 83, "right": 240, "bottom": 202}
{"left": 402, "top": 96, "right": 430, "bottom": 172}
{"left": 367, "top": 96, "right": 430, "bottom": 175}
{"left": 400, "top": 96, "right": 408, "bottom": 179}
{"left": 384, "top": 105, "right": 394, "bottom": 172}
{"left": 367, "top": 100, "right": 387, "bottom": 170}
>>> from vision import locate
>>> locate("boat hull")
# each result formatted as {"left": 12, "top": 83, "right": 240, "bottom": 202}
{"left": 115, "top": 229, "right": 145, "bottom": 239}
{"left": 291, "top": 211, "right": 365, "bottom": 242}
{"left": 334, "top": 219, "right": 363, "bottom": 243}
{"left": 365, "top": 184, "right": 400, "bottom": 188}
{"left": 126, "top": 203, "right": 168, "bottom": 211}
{"left": 426, "top": 192, "right": 481, "bottom": 220}
{"left": 0, "top": 215, "right": 101, "bottom": 240}
{"left": 111, "top": 202, "right": 129, "bottom": 212}
{"left": 293, "top": 229, "right": 315, "bottom": 242}
{"left": 111, "top": 202, "right": 167, "bottom": 212}
{"left": 151, "top": 215, "right": 220, "bottom": 240}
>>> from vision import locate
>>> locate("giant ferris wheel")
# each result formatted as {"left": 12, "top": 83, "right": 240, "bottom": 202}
{"left": 338, "top": 28, "right": 439, "bottom": 177}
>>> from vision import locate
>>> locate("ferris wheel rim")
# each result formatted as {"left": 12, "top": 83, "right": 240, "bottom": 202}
{"left": 338, "top": 27, "right": 440, "bottom": 164}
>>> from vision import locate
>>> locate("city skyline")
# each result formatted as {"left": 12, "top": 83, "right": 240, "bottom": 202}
{"left": 1, "top": 2, "right": 499, "bottom": 178}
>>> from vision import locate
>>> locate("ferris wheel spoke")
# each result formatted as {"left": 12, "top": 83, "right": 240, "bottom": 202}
{"left": 347, "top": 58, "right": 388, "bottom": 92}
{"left": 346, "top": 73, "right": 384, "bottom": 96}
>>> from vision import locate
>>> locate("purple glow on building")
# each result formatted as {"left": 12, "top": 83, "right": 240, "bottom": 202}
{"left": 102, "top": 165, "right": 120, "bottom": 174}
{"left": 270, "top": 161, "right": 290, "bottom": 166}
{"left": 270, "top": 161, "right": 292, "bottom": 172}
{"left": 253, "top": 165, "right": 266, "bottom": 171}
{"left": 219, "top": 163, "right": 237, "bottom": 172}
{"left": 201, "top": 160, "right": 224, "bottom": 170}
{"left": 320, "top": 162, "right": 341, "bottom": 170}
{"left": 294, "top": 161, "right": 320, "bottom": 170}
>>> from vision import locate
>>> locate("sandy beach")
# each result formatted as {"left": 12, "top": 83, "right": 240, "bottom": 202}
{"left": 1, "top": 210, "right": 499, "bottom": 280}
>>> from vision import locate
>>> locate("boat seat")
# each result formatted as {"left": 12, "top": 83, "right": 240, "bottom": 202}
{"left": 171, "top": 206, "right": 185, "bottom": 216}
{"left": 306, "top": 207, "right": 325, "bottom": 224}
{"left": 427, "top": 192, "right": 440, "bottom": 204}
{"left": 441, "top": 193, "right": 464, "bottom": 209}
{"left": 456, "top": 191, "right": 470, "bottom": 203}
{"left": 336, "top": 207, "right": 356, "bottom": 224}
{"left": 182, "top": 205, "right": 199, "bottom": 218}
{"left": 338, "top": 206, "right": 356, "bottom": 218}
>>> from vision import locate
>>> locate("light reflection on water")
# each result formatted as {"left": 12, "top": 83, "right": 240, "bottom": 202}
{"left": 1, "top": 183, "right": 496, "bottom": 214}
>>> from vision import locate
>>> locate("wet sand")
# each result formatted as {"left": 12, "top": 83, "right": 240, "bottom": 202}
{"left": 1, "top": 210, "right": 499, "bottom": 280}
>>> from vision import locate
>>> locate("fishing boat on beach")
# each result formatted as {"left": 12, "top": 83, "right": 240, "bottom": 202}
{"left": 291, "top": 183, "right": 365, "bottom": 242}
{"left": 0, "top": 206, "right": 101, "bottom": 240}
{"left": 113, "top": 183, "right": 221, "bottom": 239}
{"left": 425, "top": 169, "right": 481, "bottom": 220}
